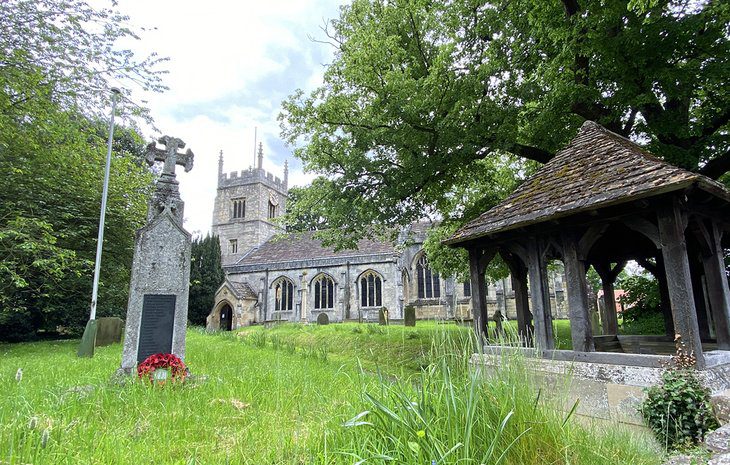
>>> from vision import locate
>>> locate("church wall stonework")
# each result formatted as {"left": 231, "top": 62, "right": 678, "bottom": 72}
{"left": 207, "top": 146, "right": 571, "bottom": 330}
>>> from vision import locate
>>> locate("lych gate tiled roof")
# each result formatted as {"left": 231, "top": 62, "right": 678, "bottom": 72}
{"left": 237, "top": 231, "right": 395, "bottom": 266}
{"left": 447, "top": 121, "right": 730, "bottom": 245}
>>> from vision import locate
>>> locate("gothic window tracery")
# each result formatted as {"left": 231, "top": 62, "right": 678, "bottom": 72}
{"left": 232, "top": 198, "right": 245, "bottom": 219}
{"left": 360, "top": 271, "right": 382, "bottom": 307}
{"left": 416, "top": 255, "right": 440, "bottom": 299}
{"left": 268, "top": 193, "right": 278, "bottom": 219}
{"left": 314, "top": 274, "right": 335, "bottom": 310}
{"left": 273, "top": 277, "right": 294, "bottom": 311}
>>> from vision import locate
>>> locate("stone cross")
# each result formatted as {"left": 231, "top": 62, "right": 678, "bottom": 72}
{"left": 145, "top": 136, "right": 194, "bottom": 178}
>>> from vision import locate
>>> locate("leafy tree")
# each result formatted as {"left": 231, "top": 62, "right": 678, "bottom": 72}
{"left": 0, "top": 105, "right": 153, "bottom": 340}
{"left": 280, "top": 0, "right": 729, "bottom": 273}
{"left": 282, "top": 186, "right": 330, "bottom": 232}
{"left": 0, "top": 0, "right": 167, "bottom": 122}
{"left": 0, "top": 0, "right": 162, "bottom": 340}
{"left": 189, "top": 235, "right": 225, "bottom": 326}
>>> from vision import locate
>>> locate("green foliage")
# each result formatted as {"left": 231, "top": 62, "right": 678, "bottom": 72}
{"left": 640, "top": 368, "right": 718, "bottom": 450}
{"left": 280, "top": 0, "right": 730, "bottom": 274}
{"left": 0, "top": 113, "right": 151, "bottom": 340}
{"left": 1, "top": 326, "right": 660, "bottom": 463}
{"left": 0, "top": 0, "right": 167, "bottom": 122}
{"left": 617, "top": 272, "right": 666, "bottom": 335}
{"left": 0, "top": 218, "right": 89, "bottom": 341}
{"left": 0, "top": 0, "right": 161, "bottom": 340}
{"left": 188, "top": 235, "right": 224, "bottom": 326}
{"left": 282, "top": 186, "right": 329, "bottom": 232}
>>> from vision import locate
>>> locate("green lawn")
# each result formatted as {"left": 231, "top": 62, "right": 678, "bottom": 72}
{"left": 0, "top": 322, "right": 658, "bottom": 464}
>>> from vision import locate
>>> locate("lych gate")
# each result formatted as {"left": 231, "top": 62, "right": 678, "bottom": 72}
{"left": 446, "top": 121, "right": 730, "bottom": 369}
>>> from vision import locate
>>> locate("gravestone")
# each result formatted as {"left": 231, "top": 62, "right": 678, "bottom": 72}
{"left": 378, "top": 307, "right": 388, "bottom": 326}
{"left": 316, "top": 312, "right": 329, "bottom": 325}
{"left": 404, "top": 305, "right": 416, "bottom": 327}
{"left": 95, "top": 317, "right": 124, "bottom": 347}
{"left": 119, "top": 136, "right": 194, "bottom": 373}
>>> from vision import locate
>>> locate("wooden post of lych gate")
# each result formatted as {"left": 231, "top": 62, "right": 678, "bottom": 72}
{"left": 657, "top": 199, "right": 705, "bottom": 368}
{"left": 562, "top": 233, "right": 595, "bottom": 352}
{"left": 526, "top": 239, "right": 555, "bottom": 351}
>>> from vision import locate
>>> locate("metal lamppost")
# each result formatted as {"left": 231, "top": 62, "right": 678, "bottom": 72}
{"left": 78, "top": 87, "right": 121, "bottom": 357}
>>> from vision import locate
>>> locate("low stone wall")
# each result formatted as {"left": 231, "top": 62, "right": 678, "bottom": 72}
{"left": 472, "top": 348, "right": 730, "bottom": 427}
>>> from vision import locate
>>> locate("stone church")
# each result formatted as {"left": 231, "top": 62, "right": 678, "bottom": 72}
{"left": 206, "top": 145, "right": 569, "bottom": 330}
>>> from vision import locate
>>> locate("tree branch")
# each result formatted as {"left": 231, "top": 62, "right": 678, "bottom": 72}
{"left": 562, "top": 0, "right": 580, "bottom": 17}
{"left": 699, "top": 149, "right": 730, "bottom": 180}
{"left": 508, "top": 143, "right": 554, "bottom": 164}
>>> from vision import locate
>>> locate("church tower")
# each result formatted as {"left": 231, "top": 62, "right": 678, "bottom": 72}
{"left": 211, "top": 143, "right": 288, "bottom": 265}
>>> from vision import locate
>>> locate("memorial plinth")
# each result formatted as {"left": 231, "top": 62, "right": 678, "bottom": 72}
{"left": 120, "top": 136, "right": 194, "bottom": 373}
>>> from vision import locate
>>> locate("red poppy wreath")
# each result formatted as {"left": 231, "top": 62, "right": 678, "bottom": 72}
{"left": 137, "top": 353, "right": 187, "bottom": 384}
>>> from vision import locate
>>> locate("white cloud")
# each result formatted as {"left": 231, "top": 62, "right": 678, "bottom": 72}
{"left": 104, "top": 0, "right": 342, "bottom": 235}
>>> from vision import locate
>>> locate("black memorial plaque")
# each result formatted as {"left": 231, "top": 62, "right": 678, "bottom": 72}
{"left": 137, "top": 294, "right": 176, "bottom": 363}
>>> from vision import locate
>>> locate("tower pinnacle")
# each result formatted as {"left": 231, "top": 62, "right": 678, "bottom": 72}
{"left": 284, "top": 159, "right": 289, "bottom": 188}
{"left": 257, "top": 142, "right": 263, "bottom": 169}
{"left": 218, "top": 149, "right": 224, "bottom": 176}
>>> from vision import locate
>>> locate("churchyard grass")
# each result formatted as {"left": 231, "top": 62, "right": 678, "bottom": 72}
{"left": 0, "top": 322, "right": 656, "bottom": 464}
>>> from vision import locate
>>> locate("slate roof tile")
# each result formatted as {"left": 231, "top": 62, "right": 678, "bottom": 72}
{"left": 229, "top": 281, "right": 257, "bottom": 299}
{"left": 447, "top": 121, "right": 730, "bottom": 244}
{"left": 237, "top": 231, "right": 395, "bottom": 266}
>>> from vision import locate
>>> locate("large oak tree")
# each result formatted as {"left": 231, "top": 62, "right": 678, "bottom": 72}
{"left": 280, "top": 0, "right": 729, "bottom": 268}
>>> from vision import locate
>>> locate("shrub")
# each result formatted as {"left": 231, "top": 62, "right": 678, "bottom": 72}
{"left": 621, "top": 312, "right": 666, "bottom": 335}
{"left": 639, "top": 340, "right": 718, "bottom": 450}
{"left": 617, "top": 272, "right": 665, "bottom": 335}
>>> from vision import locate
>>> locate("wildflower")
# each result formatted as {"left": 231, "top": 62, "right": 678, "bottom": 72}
{"left": 417, "top": 430, "right": 426, "bottom": 438}
{"left": 28, "top": 416, "right": 38, "bottom": 429}
{"left": 41, "top": 429, "right": 49, "bottom": 448}
{"left": 15, "top": 368, "right": 22, "bottom": 382}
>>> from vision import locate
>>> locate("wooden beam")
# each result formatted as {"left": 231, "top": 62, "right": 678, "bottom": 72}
{"left": 624, "top": 217, "right": 661, "bottom": 249}
{"left": 702, "top": 221, "right": 730, "bottom": 349}
{"left": 526, "top": 238, "right": 555, "bottom": 350}
{"left": 577, "top": 224, "right": 609, "bottom": 260}
{"left": 468, "top": 247, "right": 495, "bottom": 343}
{"left": 503, "top": 250, "right": 533, "bottom": 346}
{"left": 562, "top": 233, "right": 595, "bottom": 352}
{"left": 594, "top": 261, "right": 623, "bottom": 336}
{"left": 657, "top": 200, "right": 705, "bottom": 368}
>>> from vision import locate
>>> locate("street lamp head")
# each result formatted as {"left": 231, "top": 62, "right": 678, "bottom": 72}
{"left": 111, "top": 87, "right": 121, "bottom": 95}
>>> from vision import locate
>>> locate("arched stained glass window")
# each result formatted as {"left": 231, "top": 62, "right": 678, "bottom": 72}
{"left": 416, "top": 255, "right": 440, "bottom": 299}
{"left": 360, "top": 271, "right": 382, "bottom": 307}
{"left": 273, "top": 277, "right": 294, "bottom": 311}
{"left": 314, "top": 275, "right": 335, "bottom": 309}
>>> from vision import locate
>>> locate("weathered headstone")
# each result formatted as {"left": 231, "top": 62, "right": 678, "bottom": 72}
{"left": 119, "top": 136, "right": 194, "bottom": 374}
{"left": 404, "top": 305, "right": 416, "bottom": 327}
{"left": 95, "top": 317, "right": 124, "bottom": 347}
{"left": 378, "top": 307, "right": 388, "bottom": 326}
{"left": 316, "top": 312, "right": 329, "bottom": 325}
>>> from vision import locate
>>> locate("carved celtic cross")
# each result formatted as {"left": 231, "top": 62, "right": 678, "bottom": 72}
{"left": 145, "top": 135, "right": 194, "bottom": 178}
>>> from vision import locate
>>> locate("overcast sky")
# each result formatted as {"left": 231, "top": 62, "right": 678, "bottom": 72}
{"left": 112, "top": 0, "right": 344, "bottom": 236}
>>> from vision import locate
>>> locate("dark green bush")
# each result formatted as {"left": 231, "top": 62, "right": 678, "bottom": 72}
{"left": 621, "top": 312, "right": 666, "bottom": 335}
{"left": 639, "top": 343, "right": 718, "bottom": 450}
{"left": 617, "top": 273, "right": 665, "bottom": 335}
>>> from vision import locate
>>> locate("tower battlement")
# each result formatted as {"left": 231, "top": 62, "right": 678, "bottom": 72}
{"left": 218, "top": 167, "right": 287, "bottom": 193}
{"left": 212, "top": 142, "right": 289, "bottom": 264}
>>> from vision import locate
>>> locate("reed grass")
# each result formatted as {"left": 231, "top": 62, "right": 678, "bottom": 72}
{"left": 0, "top": 322, "right": 659, "bottom": 464}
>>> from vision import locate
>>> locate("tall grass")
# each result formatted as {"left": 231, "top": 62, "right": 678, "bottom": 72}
{"left": 321, "top": 326, "right": 660, "bottom": 465}
{"left": 0, "top": 324, "right": 659, "bottom": 464}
